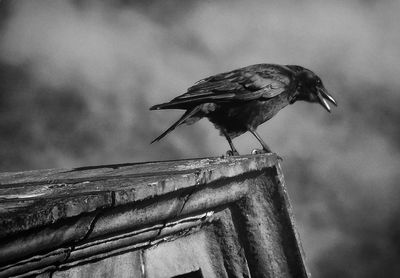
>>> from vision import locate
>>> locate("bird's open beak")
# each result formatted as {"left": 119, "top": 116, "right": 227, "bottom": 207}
{"left": 317, "top": 88, "right": 337, "bottom": 113}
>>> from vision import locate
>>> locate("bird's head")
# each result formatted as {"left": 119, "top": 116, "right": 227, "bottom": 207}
{"left": 288, "top": 67, "right": 337, "bottom": 112}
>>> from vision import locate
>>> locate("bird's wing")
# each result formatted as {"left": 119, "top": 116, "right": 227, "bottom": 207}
{"left": 150, "top": 64, "right": 292, "bottom": 110}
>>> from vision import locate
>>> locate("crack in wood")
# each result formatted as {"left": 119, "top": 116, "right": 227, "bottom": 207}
{"left": 175, "top": 169, "right": 210, "bottom": 217}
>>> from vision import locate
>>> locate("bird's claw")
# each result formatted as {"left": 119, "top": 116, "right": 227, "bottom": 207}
{"left": 226, "top": 150, "right": 240, "bottom": 157}
{"left": 251, "top": 149, "right": 283, "bottom": 161}
{"left": 251, "top": 149, "right": 268, "bottom": 155}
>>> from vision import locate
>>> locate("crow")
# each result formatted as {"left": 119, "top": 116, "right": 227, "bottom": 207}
{"left": 150, "top": 64, "right": 337, "bottom": 155}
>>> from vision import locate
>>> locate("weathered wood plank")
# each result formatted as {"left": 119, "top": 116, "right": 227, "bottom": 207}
{"left": 0, "top": 153, "right": 309, "bottom": 278}
{"left": 0, "top": 154, "right": 278, "bottom": 239}
{"left": 0, "top": 155, "right": 277, "bottom": 186}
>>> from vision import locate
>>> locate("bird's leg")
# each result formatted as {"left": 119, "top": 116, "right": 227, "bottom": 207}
{"left": 248, "top": 128, "right": 272, "bottom": 154}
{"left": 222, "top": 130, "right": 239, "bottom": 156}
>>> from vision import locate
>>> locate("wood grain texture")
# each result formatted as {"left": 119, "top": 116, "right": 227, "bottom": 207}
{"left": 0, "top": 153, "right": 309, "bottom": 278}
{"left": 0, "top": 154, "right": 278, "bottom": 239}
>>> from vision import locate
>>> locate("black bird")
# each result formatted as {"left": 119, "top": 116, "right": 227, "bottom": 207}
{"left": 150, "top": 64, "right": 337, "bottom": 155}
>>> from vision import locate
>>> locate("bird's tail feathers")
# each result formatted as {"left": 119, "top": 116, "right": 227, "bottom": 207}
{"left": 150, "top": 99, "right": 198, "bottom": 110}
{"left": 150, "top": 102, "right": 173, "bottom": 110}
{"left": 151, "top": 106, "right": 201, "bottom": 143}
{"left": 150, "top": 93, "right": 232, "bottom": 110}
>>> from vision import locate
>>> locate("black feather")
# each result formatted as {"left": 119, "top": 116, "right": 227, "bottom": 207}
{"left": 149, "top": 63, "right": 336, "bottom": 153}
{"left": 151, "top": 106, "right": 202, "bottom": 143}
{"left": 150, "top": 64, "right": 293, "bottom": 111}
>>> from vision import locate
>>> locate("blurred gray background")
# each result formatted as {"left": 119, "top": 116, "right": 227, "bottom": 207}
{"left": 1, "top": 0, "right": 399, "bottom": 277}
